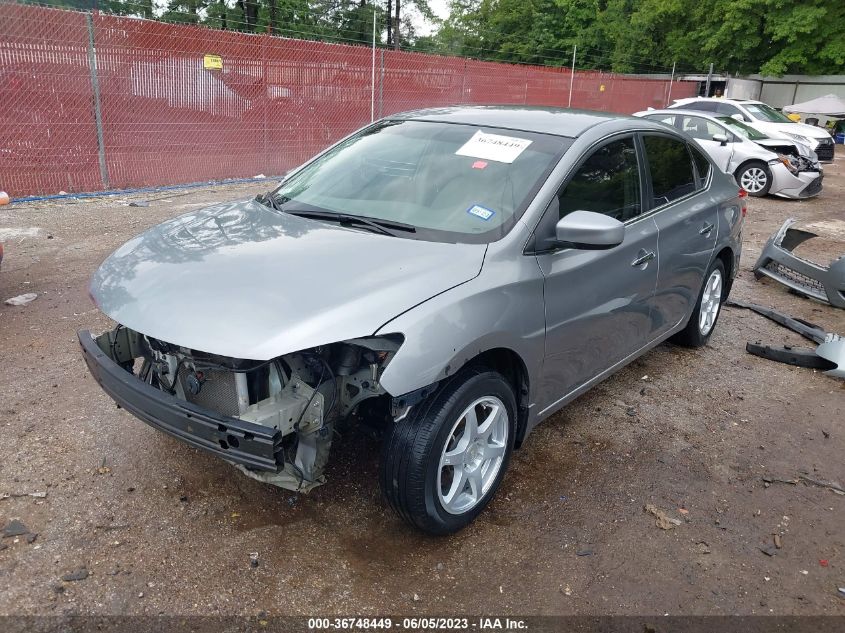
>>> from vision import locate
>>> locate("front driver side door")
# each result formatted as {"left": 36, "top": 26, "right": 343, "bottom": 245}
{"left": 534, "top": 135, "right": 659, "bottom": 414}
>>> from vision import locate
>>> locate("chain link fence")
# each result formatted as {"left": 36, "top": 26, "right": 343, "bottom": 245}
{"left": 0, "top": 2, "right": 698, "bottom": 197}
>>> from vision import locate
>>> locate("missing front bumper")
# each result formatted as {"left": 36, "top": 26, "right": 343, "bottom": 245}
{"left": 78, "top": 329, "right": 284, "bottom": 471}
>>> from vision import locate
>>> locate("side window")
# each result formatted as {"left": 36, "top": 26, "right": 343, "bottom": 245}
{"left": 642, "top": 135, "right": 696, "bottom": 206}
{"left": 557, "top": 137, "right": 641, "bottom": 222}
{"left": 689, "top": 143, "right": 711, "bottom": 189}
{"left": 680, "top": 115, "right": 724, "bottom": 141}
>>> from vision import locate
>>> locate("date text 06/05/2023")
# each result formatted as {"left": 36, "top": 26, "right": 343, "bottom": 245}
{"left": 307, "top": 617, "right": 529, "bottom": 630}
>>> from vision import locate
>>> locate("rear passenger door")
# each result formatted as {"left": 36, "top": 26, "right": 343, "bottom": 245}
{"left": 643, "top": 135, "right": 718, "bottom": 335}
{"left": 677, "top": 115, "right": 734, "bottom": 172}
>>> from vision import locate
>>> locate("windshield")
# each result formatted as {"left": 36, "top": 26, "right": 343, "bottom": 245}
{"left": 744, "top": 103, "right": 793, "bottom": 123}
{"left": 716, "top": 116, "right": 768, "bottom": 140}
{"left": 271, "top": 120, "right": 569, "bottom": 243}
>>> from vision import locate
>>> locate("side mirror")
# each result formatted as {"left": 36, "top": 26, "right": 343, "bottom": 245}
{"left": 731, "top": 113, "right": 744, "bottom": 121}
{"left": 555, "top": 210, "right": 625, "bottom": 249}
{"left": 712, "top": 133, "right": 728, "bottom": 146}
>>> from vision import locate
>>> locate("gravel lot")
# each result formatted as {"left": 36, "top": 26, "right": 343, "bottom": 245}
{"left": 1, "top": 151, "right": 844, "bottom": 617}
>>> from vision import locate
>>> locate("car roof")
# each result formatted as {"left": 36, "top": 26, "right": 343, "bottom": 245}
{"left": 387, "top": 106, "right": 641, "bottom": 138}
{"left": 640, "top": 108, "right": 729, "bottom": 120}
{"left": 675, "top": 97, "right": 763, "bottom": 105}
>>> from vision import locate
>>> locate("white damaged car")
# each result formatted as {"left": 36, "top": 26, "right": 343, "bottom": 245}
{"left": 636, "top": 109, "right": 823, "bottom": 198}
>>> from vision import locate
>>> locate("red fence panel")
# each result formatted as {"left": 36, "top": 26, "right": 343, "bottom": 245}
{"left": 0, "top": 4, "right": 102, "bottom": 195}
{"left": 381, "top": 49, "right": 465, "bottom": 116}
{"left": 92, "top": 14, "right": 267, "bottom": 189}
{"left": 0, "top": 3, "right": 700, "bottom": 197}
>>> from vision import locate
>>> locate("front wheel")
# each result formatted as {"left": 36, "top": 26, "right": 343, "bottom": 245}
{"left": 379, "top": 368, "right": 516, "bottom": 535}
{"left": 736, "top": 162, "right": 771, "bottom": 197}
{"left": 671, "top": 259, "right": 726, "bottom": 348}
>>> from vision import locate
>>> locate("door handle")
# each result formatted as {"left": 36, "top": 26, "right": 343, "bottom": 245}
{"left": 699, "top": 223, "right": 715, "bottom": 236}
{"left": 631, "top": 251, "right": 655, "bottom": 267}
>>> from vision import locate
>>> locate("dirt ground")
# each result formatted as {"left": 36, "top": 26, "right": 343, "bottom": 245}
{"left": 1, "top": 151, "right": 844, "bottom": 618}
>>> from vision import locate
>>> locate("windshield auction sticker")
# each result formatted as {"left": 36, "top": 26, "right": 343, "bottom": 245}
{"left": 456, "top": 131, "right": 533, "bottom": 163}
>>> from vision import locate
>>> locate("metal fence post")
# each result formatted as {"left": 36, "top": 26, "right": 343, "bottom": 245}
{"left": 666, "top": 61, "right": 676, "bottom": 106}
{"left": 568, "top": 45, "right": 576, "bottom": 108}
{"left": 461, "top": 58, "right": 467, "bottom": 103}
{"left": 378, "top": 49, "right": 385, "bottom": 119}
{"left": 262, "top": 38, "right": 268, "bottom": 172}
{"left": 85, "top": 12, "right": 109, "bottom": 190}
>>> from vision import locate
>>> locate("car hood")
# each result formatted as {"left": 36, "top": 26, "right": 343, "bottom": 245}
{"left": 756, "top": 121, "right": 831, "bottom": 140}
{"left": 90, "top": 199, "right": 487, "bottom": 360}
{"left": 754, "top": 138, "right": 816, "bottom": 159}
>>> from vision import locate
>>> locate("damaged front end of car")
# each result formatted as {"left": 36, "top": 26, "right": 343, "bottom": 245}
{"left": 758, "top": 140, "right": 823, "bottom": 199}
{"left": 79, "top": 326, "right": 403, "bottom": 491}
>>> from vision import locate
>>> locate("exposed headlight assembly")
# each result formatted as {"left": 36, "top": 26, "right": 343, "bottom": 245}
{"left": 772, "top": 153, "right": 799, "bottom": 174}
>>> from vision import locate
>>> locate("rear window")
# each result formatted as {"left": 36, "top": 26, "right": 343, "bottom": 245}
{"left": 642, "top": 135, "right": 696, "bottom": 206}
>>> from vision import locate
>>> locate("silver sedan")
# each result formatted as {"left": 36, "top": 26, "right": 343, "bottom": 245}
{"left": 79, "top": 107, "right": 744, "bottom": 534}
{"left": 635, "top": 108, "right": 823, "bottom": 198}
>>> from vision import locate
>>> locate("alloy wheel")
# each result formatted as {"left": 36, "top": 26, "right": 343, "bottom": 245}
{"left": 740, "top": 167, "right": 768, "bottom": 193}
{"left": 698, "top": 268, "right": 723, "bottom": 336}
{"left": 437, "top": 396, "right": 509, "bottom": 515}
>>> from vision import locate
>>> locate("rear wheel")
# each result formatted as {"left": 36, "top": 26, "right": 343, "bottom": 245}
{"left": 379, "top": 368, "right": 516, "bottom": 535}
{"left": 672, "top": 259, "right": 726, "bottom": 348}
{"left": 736, "top": 161, "right": 771, "bottom": 197}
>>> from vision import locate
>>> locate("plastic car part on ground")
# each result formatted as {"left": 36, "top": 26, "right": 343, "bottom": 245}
{"left": 726, "top": 299, "right": 845, "bottom": 378}
{"left": 753, "top": 217, "right": 845, "bottom": 308}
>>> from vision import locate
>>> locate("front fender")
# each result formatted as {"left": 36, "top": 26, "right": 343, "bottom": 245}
{"left": 375, "top": 256, "right": 546, "bottom": 405}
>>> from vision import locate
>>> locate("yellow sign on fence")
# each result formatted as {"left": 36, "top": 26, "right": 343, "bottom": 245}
{"left": 203, "top": 54, "right": 223, "bottom": 70}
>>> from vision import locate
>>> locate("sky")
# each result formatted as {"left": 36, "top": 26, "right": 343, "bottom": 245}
{"left": 415, "top": 0, "right": 450, "bottom": 35}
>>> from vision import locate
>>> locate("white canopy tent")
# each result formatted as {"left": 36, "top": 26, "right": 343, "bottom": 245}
{"left": 783, "top": 94, "right": 845, "bottom": 117}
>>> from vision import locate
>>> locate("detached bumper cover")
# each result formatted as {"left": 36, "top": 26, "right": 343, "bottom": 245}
{"left": 78, "top": 330, "right": 283, "bottom": 471}
{"left": 753, "top": 218, "right": 845, "bottom": 308}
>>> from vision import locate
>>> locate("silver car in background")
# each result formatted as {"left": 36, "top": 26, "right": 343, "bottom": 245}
{"left": 635, "top": 109, "right": 823, "bottom": 198}
{"left": 668, "top": 97, "right": 836, "bottom": 162}
{"left": 79, "top": 107, "right": 744, "bottom": 534}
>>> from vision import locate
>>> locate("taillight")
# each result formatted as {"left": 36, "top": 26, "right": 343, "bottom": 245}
{"left": 738, "top": 188, "right": 748, "bottom": 218}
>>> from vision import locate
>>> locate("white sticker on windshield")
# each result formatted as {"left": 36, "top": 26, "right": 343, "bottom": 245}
{"left": 455, "top": 131, "right": 533, "bottom": 164}
{"left": 467, "top": 204, "right": 495, "bottom": 221}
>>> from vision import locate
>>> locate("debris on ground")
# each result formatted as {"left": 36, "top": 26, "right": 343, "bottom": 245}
{"left": 798, "top": 475, "right": 845, "bottom": 495}
{"left": 762, "top": 475, "right": 798, "bottom": 486}
{"left": 759, "top": 544, "right": 778, "bottom": 557}
{"left": 2, "top": 519, "right": 31, "bottom": 538}
{"left": 820, "top": 560, "right": 829, "bottom": 567}
{"left": 128, "top": 201, "right": 149, "bottom": 208}
{"left": 4, "top": 293, "right": 38, "bottom": 306}
{"left": 644, "top": 504, "right": 682, "bottom": 530}
{"left": 838, "top": 587, "right": 845, "bottom": 598}
{"left": 0, "top": 491, "right": 47, "bottom": 500}
{"left": 61, "top": 568, "right": 89, "bottom": 582}
{"left": 774, "top": 534, "right": 783, "bottom": 549}
{"left": 576, "top": 549, "right": 594, "bottom": 557}
{"left": 249, "top": 552, "right": 259, "bottom": 569}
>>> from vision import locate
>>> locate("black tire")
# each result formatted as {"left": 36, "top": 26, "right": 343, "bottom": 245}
{"left": 735, "top": 161, "right": 772, "bottom": 197}
{"left": 379, "top": 367, "right": 516, "bottom": 535}
{"left": 672, "top": 259, "right": 726, "bottom": 348}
